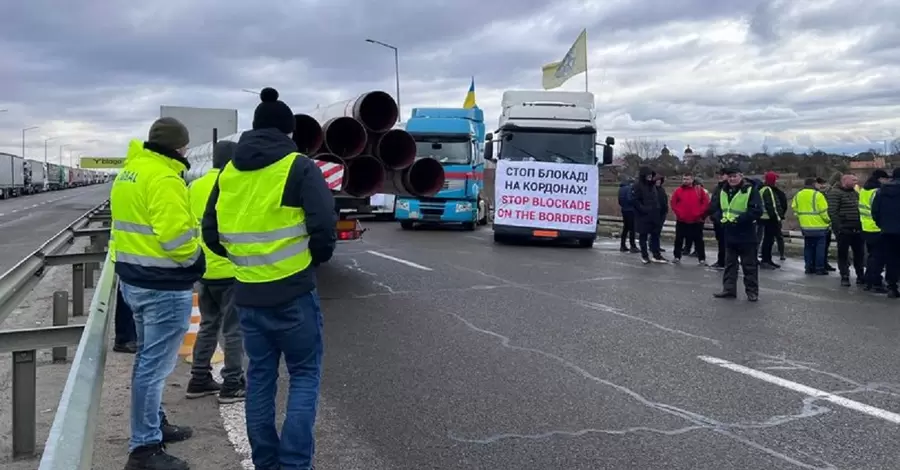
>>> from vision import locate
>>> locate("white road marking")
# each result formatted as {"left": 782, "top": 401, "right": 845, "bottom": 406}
{"left": 365, "top": 250, "right": 433, "bottom": 271}
{"left": 212, "top": 363, "right": 254, "bottom": 469}
{"left": 699, "top": 355, "right": 900, "bottom": 425}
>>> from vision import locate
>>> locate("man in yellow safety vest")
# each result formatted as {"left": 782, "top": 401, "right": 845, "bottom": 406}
{"left": 859, "top": 169, "right": 890, "bottom": 292}
{"left": 111, "top": 117, "right": 205, "bottom": 470}
{"left": 201, "top": 87, "right": 337, "bottom": 469}
{"left": 792, "top": 177, "right": 831, "bottom": 275}
{"left": 712, "top": 168, "right": 763, "bottom": 301}
{"left": 186, "top": 140, "right": 246, "bottom": 404}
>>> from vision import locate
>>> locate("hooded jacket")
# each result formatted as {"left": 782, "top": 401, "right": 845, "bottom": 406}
{"left": 711, "top": 178, "right": 763, "bottom": 244}
{"left": 872, "top": 179, "right": 900, "bottom": 234}
{"left": 631, "top": 167, "right": 662, "bottom": 233}
{"left": 618, "top": 179, "right": 635, "bottom": 213}
{"left": 671, "top": 182, "right": 710, "bottom": 223}
{"left": 201, "top": 129, "right": 337, "bottom": 307}
{"left": 655, "top": 177, "right": 669, "bottom": 224}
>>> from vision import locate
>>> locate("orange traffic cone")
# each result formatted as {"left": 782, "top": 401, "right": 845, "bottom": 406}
{"left": 181, "top": 292, "right": 224, "bottom": 364}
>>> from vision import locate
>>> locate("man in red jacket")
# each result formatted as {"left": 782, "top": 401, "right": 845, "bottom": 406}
{"left": 671, "top": 172, "right": 710, "bottom": 264}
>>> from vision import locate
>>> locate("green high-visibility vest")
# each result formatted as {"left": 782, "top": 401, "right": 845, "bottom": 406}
{"left": 858, "top": 188, "right": 880, "bottom": 233}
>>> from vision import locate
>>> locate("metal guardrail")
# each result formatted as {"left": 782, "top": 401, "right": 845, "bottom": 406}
{"left": 595, "top": 215, "right": 807, "bottom": 242}
{"left": 0, "top": 201, "right": 112, "bottom": 461}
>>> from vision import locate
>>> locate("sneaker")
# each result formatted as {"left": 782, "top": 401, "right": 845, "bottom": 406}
{"left": 888, "top": 289, "right": 900, "bottom": 299}
{"left": 160, "top": 417, "right": 193, "bottom": 444}
{"left": 651, "top": 256, "right": 668, "bottom": 264}
{"left": 641, "top": 257, "right": 651, "bottom": 264}
{"left": 826, "top": 264, "right": 837, "bottom": 272}
{"left": 815, "top": 270, "right": 829, "bottom": 276}
{"left": 759, "top": 261, "right": 778, "bottom": 270}
{"left": 113, "top": 342, "right": 137, "bottom": 354}
{"left": 672, "top": 257, "right": 681, "bottom": 264}
{"left": 619, "top": 247, "right": 629, "bottom": 252}
{"left": 124, "top": 444, "right": 189, "bottom": 470}
{"left": 856, "top": 277, "right": 866, "bottom": 286}
{"left": 186, "top": 377, "right": 221, "bottom": 399}
{"left": 629, "top": 247, "right": 641, "bottom": 253}
{"left": 713, "top": 291, "right": 737, "bottom": 299}
{"left": 779, "top": 255, "right": 787, "bottom": 261}
{"left": 698, "top": 259, "right": 707, "bottom": 266}
{"left": 840, "top": 277, "right": 851, "bottom": 287}
{"left": 870, "top": 285, "right": 888, "bottom": 294}
{"left": 218, "top": 382, "right": 246, "bottom": 405}
{"left": 746, "top": 292, "right": 759, "bottom": 302}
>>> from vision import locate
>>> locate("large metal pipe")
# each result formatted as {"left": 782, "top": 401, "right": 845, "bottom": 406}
{"left": 322, "top": 117, "right": 367, "bottom": 159}
{"left": 310, "top": 91, "right": 398, "bottom": 134}
{"left": 368, "top": 129, "right": 416, "bottom": 170}
{"left": 292, "top": 114, "right": 323, "bottom": 154}
{"left": 341, "top": 155, "right": 384, "bottom": 198}
{"left": 383, "top": 157, "right": 445, "bottom": 197}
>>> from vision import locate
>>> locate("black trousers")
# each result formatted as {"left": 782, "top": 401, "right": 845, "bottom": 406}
{"left": 864, "top": 232, "right": 886, "bottom": 287}
{"left": 713, "top": 222, "right": 726, "bottom": 266}
{"left": 114, "top": 286, "right": 136, "bottom": 345}
{"left": 620, "top": 212, "right": 637, "bottom": 249}
{"left": 758, "top": 220, "right": 782, "bottom": 262}
{"left": 674, "top": 222, "right": 706, "bottom": 261}
{"left": 836, "top": 232, "right": 866, "bottom": 278}
{"left": 723, "top": 242, "right": 759, "bottom": 295}
{"left": 885, "top": 233, "right": 900, "bottom": 290}
{"left": 825, "top": 231, "right": 833, "bottom": 265}
{"left": 639, "top": 230, "right": 661, "bottom": 259}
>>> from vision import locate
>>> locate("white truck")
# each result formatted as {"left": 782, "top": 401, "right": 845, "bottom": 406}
{"left": 484, "top": 90, "right": 614, "bottom": 248}
{"left": 0, "top": 152, "right": 26, "bottom": 199}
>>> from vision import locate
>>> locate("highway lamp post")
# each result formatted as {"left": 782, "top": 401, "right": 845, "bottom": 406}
{"left": 59, "top": 144, "right": 70, "bottom": 167}
{"left": 44, "top": 137, "right": 54, "bottom": 168}
{"left": 365, "top": 38, "right": 401, "bottom": 122}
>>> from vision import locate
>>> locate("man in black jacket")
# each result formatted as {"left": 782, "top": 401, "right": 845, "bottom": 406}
{"left": 827, "top": 174, "right": 865, "bottom": 286}
{"left": 712, "top": 168, "right": 763, "bottom": 301}
{"left": 708, "top": 170, "right": 728, "bottom": 270}
{"left": 872, "top": 168, "right": 900, "bottom": 298}
{"left": 631, "top": 166, "right": 666, "bottom": 264}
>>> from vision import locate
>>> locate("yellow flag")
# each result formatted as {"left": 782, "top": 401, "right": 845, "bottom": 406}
{"left": 462, "top": 77, "right": 476, "bottom": 109}
{"left": 541, "top": 29, "right": 588, "bottom": 90}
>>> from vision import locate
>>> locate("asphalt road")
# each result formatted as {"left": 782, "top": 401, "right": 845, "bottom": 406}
{"left": 299, "top": 223, "right": 899, "bottom": 470}
{"left": 0, "top": 184, "right": 111, "bottom": 273}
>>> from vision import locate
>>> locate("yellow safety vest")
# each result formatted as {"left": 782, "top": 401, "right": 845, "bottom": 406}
{"left": 215, "top": 153, "right": 312, "bottom": 283}
{"left": 791, "top": 188, "right": 830, "bottom": 234}
{"left": 719, "top": 186, "right": 751, "bottom": 223}
{"left": 759, "top": 186, "right": 780, "bottom": 221}
{"left": 858, "top": 188, "right": 880, "bottom": 233}
{"left": 189, "top": 169, "right": 235, "bottom": 280}
{"left": 110, "top": 140, "right": 202, "bottom": 269}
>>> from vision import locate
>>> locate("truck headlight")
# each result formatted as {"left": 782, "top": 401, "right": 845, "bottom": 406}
{"left": 455, "top": 202, "right": 472, "bottom": 212}
{"left": 396, "top": 200, "right": 410, "bottom": 211}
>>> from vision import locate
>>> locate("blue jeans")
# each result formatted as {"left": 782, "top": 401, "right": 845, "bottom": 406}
{"left": 803, "top": 235, "right": 827, "bottom": 272}
{"left": 239, "top": 290, "right": 324, "bottom": 470}
{"left": 119, "top": 282, "right": 192, "bottom": 451}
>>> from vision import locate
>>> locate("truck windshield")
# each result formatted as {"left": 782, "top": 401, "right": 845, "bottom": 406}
{"left": 415, "top": 140, "right": 471, "bottom": 165}
{"left": 498, "top": 130, "right": 596, "bottom": 165}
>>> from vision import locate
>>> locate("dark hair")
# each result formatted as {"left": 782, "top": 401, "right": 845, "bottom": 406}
{"left": 815, "top": 177, "right": 826, "bottom": 184}
{"left": 683, "top": 172, "right": 693, "bottom": 177}
{"left": 804, "top": 177, "right": 817, "bottom": 186}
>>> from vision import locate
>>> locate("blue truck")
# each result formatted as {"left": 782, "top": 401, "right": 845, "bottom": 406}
{"left": 394, "top": 107, "right": 488, "bottom": 230}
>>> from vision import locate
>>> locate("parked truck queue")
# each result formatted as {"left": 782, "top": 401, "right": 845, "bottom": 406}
{"left": 0, "top": 152, "right": 109, "bottom": 199}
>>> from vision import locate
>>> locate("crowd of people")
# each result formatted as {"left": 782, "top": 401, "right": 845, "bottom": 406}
{"left": 617, "top": 165, "right": 900, "bottom": 301}
{"left": 110, "top": 87, "right": 334, "bottom": 470}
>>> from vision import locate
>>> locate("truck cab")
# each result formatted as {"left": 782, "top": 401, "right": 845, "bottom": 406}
{"left": 485, "top": 90, "right": 614, "bottom": 247}
{"left": 394, "top": 107, "right": 488, "bottom": 230}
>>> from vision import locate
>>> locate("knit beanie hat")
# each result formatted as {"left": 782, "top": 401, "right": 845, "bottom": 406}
{"left": 147, "top": 117, "right": 190, "bottom": 150}
{"left": 764, "top": 171, "right": 778, "bottom": 185}
{"left": 252, "top": 87, "right": 295, "bottom": 134}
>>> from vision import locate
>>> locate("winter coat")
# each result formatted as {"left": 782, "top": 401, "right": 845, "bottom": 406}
{"left": 631, "top": 167, "right": 662, "bottom": 233}
{"left": 711, "top": 180, "right": 763, "bottom": 244}
{"left": 772, "top": 186, "right": 788, "bottom": 219}
{"left": 872, "top": 180, "right": 900, "bottom": 234}
{"left": 618, "top": 182, "right": 635, "bottom": 213}
{"left": 826, "top": 185, "right": 862, "bottom": 233}
{"left": 671, "top": 184, "right": 710, "bottom": 224}
{"left": 656, "top": 185, "right": 669, "bottom": 225}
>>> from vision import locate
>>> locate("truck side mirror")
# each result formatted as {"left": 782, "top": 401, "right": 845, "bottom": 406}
{"left": 601, "top": 144, "right": 614, "bottom": 166}
{"left": 485, "top": 132, "right": 493, "bottom": 141}
{"left": 484, "top": 140, "right": 494, "bottom": 161}
{"left": 605, "top": 136, "right": 615, "bottom": 146}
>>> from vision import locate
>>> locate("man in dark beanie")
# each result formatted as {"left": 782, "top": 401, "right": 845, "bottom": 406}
{"left": 859, "top": 169, "right": 890, "bottom": 292}
{"left": 202, "top": 87, "right": 336, "bottom": 469}
{"left": 872, "top": 167, "right": 900, "bottom": 298}
{"left": 111, "top": 116, "right": 205, "bottom": 470}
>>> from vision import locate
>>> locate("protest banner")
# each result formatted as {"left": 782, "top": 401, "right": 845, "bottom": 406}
{"left": 494, "top": 160, "right": 599, "bottom": 233}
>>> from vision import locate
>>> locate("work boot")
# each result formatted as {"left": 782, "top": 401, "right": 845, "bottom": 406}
{"left": 826, "top": 263, "right": 837, "bottom": 272}
{"left": 759, "top": 261, "right": 778, "bottom": 270}
{"left": 888, "top": 288, "right": 900, "bottom": 299}
{"left": 709, "top": 262, "right": 724, "bottom": 270}
{"left": 856, "top": 277, "right": 866, "bottom": 286}
{"left": 124, "top": 444, "right": 189, "bottom": 470}
{"left": 815, "top": 270, "right": 829, "bottom": 275}
{"left": 218, "top": 380, "right": 247, "bottom": 405}
{"left": 620, "top": 246, "right": 629, "bottom": 252}
{"left": 161, "top": 417, "right": 193, "bottom": 444}
{"left": 713, "top": 291, "right": 737, "bottom": 299}
{"left": 840, "top": 276, "right": 851, "bottom": 287}
{"left": 186, "top": 376, "right": 221, "bottom": 399}
{"left": 114, "top": 342, "right": 137, "bottom": 354}
{"left": 746, "top": 292, "right": 759, "bottom": 302}
{"left": 869, "top": 285, "right": 888, "bottom": 294}
{"left": 629, "top": 246, "right": 640, "bottom": 253}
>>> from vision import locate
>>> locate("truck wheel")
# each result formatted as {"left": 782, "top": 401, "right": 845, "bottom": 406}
{"left": 577, "top": 238, "right": 595, "bottom": 248}
{"left": 493, "top": 233, "right": 507, "bottom": 244}
{"left": 462, "top": 222, "right": 476, "bottom": 231}
{"left": 477, "top": 199, "right": 488, "bottom": 226}
{"left": 400, "top": 221, "right": 414, "bottom": 230}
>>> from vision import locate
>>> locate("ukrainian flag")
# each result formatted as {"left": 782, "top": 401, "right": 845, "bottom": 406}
{"left": 462, "top": 77, "right": 477, "bottom": 109}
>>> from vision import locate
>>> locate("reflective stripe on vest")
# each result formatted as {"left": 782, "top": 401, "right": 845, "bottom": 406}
{"left": 189, "top": 170, "right": 235, "bottom": 280}
{"left": 719, "top": 186, "right": 751, "bottom": 223}
{"left": 793, "top": 188, "right": 829, "bottom": 232}
{"left": 113, "top": 221, "right": 200, "bottom": 268}
{"left": 215, "top": 153, "right": 312, "bottom": 283}
{"left": 859, "top": 188, "right": 880, "bottom": 233}
{"left": 759, "top": 186, "right": 779, "bottom": 221}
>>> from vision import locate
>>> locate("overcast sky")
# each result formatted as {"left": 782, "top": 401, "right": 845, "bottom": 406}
{"left": 1, "top": 0, "right": 899, "bottom": 166}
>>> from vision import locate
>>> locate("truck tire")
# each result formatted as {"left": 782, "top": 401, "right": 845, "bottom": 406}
{"left": 577, "top": 237, "right": 595, "bottom": 248}
{"left": 462, "top": 222, "right": 476, "bottom": 231}
{"left": 400, "top": 221, "right": 414, "bottom": 230}
{"left": 477, "top": 198, "right": 489, "bottom": 226}
{"left": 493, "top": 232, "right": 507, "bottom": 244}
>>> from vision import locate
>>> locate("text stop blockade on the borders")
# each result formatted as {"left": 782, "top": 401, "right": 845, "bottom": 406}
{"left": 494, "top": 160, "right": 599, "bottom": 233}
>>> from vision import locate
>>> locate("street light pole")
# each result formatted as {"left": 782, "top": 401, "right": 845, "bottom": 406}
{"left": 44, "top": 137, "right": 54, "bottom": 168}
{"left": 59, "top": 144, "right": 69, "bottom": 167}
{"left": 365, "top": 38, "right": 400, "bottom": 122}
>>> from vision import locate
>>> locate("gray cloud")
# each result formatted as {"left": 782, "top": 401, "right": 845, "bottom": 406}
{"left": 2, "top": 0, "right": 900, "bottom": 164}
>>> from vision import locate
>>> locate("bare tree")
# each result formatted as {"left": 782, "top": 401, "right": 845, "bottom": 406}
{"left": 621, "top": 138, "right": 664, "bottom": 160}
{"left": 760, "top": 142, "right": 769, "bottom": 155}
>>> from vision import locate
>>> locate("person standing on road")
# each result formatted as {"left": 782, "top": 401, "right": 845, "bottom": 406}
{"left": 111, "top": 117, "right": 205, "bottom": 470}
{"left": 859, "top": 169, "right": 890, "bottom": 293}
{"left": 871, "top": 167, "right": 900, "bottom": 298}
{"left": 818, "top": 176, "right": 839, "bottom": 272}
{"left": 792, "top": 178, "right": 831, "bottom": 275}
{"left": 201, "top": 87, "right": 337, "bottom": 469}
{"left": 631, "top": 166, "right": 666, "bottom": 264}
{"left": 757, "top": 172, "right": 783, "bottom": 270}
{"left": 186, "top": 140, "right": 246, "bottom": 404}
{"left": 670, "top": 172, "right": 709, "bottom": 264}
{"left": 826, "top": 174, "right": 866, "bottom": 287}
{"left": 769, "top": 172, "right": 788, "bottom": 261}
{"left": 653, "top": 175, "right": 669, "bottom": 254}
{"left": 617, "top": 176, "right": 639, "bottom": 253}
{"left": 712, "top": 168, "right": 763, "bottom": 301}
{"left": 707, "top": 170, "right": 729, "bottom": 270}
